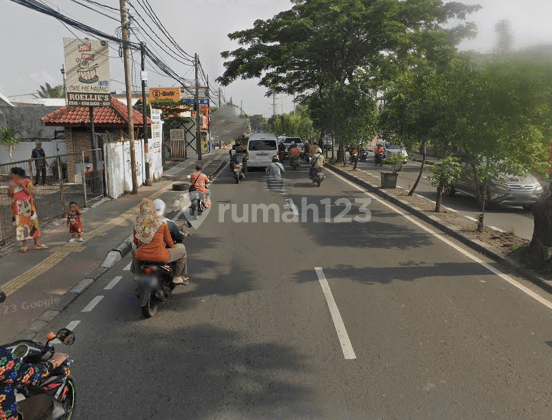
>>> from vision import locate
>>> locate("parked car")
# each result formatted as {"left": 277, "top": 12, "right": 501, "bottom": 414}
{"left": 450, "top": 163, "right": 544, "bottom": 210}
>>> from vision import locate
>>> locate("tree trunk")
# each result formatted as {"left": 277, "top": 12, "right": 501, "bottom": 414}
{"left": 9, "top": 145, "right": 14, "bottom": 163}
{"left": 477, "top": 181, "right": 488, "bottom": 233}
{"left": 408, "top": 140, "right": 426, "bottom": 196}
{"left": 527, "top": 186, "right": 552, "bottom": 269}
{"left": 435, "top": 181, "right": 444, "bottom": 212}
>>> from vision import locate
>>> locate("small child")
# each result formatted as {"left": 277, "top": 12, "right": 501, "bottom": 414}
{"left": 67, "top": 201, "right": 83, "bottom": 242}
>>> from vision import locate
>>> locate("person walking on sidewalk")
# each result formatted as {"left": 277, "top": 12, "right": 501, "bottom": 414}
{"left": 67, "top": 201, "right": 83, "bottom": 242}
{"left": 31, "top": 141, "right": 46, "bottom": 185}
{"left": 132, "top": 199, "right": 189, "bottom": 285}
{"left": 8, "top": 167, "right": 48, "bottom": 253}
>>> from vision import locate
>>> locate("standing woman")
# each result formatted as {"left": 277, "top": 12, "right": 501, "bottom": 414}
{"left": 8, "top": 167, "right": 48, "bottom": 253}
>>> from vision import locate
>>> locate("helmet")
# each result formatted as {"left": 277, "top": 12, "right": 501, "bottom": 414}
{"left": 152, "top": 199, "right": 166, "bottom": 216}
{"left": 291, "top": 142, "right": 296, "bottom": 147}
{"left": 272, "top": 156, "right": 279, "bottom": 162}
{"left": 316, "top": 148, "right": 322, "bottom": 154}
{"left": 196, "top": 164, "right": 203, "bottom": 171}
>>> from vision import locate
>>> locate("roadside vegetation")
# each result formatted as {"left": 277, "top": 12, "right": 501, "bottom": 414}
{"left": 218, "top": 0, "right": 552, "bottom": 271}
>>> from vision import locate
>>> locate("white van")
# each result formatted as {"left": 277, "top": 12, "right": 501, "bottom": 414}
{"left": 247, "top": 132, "right": 278, "bottom": 168}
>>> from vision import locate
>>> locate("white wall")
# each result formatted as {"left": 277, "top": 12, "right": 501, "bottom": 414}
{"left": 104, "top": 139, "right": 145, "bottom": 199}
{"left": 0, "top": 140, "right": 66, "bottom": 166}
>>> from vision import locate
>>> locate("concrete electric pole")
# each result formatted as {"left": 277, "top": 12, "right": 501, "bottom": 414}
{"left": 119, "top": 0, "right": 138, "bottom": 194}
{"left": 195, "top": 53, "right": 202, "bottom": 160}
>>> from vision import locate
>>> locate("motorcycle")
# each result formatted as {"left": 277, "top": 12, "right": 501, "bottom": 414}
{"left": 374, "top": 153, "right": 384, "bottom": 166}
{"left": 3, "top": 328, "right": 77, "bottom": 420}
{"left": 309, "top": 167, "right": 326, "bottom": 187}
{"left": 136, "top": 260, "right": 178, "bottom": 318}
{"left": 360, "top": 150, "right": 368, "bottom": 162}
{"left": 290, "top": 157, "right": 300, "bottom": 170}
{"left": 190, "top": 190, "right": 207, "bottom": 216}
{"left": 233, "top": 158, "right": 244, "bottom": 184}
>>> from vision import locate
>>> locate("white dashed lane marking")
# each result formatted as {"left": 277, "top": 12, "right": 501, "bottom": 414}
{"left": 81, "top": 296, "right": 104, "bottom": 313}
{"left": 104, "top": 276, "right": 122, "bottom": 290}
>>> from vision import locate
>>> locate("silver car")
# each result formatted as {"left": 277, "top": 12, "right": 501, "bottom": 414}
{"left": 452, "top": 172, "right": 544, "bottom": 210}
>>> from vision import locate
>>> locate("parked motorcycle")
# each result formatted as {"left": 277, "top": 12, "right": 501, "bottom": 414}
{"left": 136, "top": 260, "right": 178, "bottom": 318}
{"left": 309, "top": 167, "right": 326, "bottom": 187}
{"left": 3, "top": 328, "right": 77, "bottom": 420}
{"left": 360, "top": 149, "right": 368, "bottom": 162}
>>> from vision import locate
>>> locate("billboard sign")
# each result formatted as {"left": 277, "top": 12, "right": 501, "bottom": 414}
{"left": 64, "top": 38, "right": 111, "bottom": 107}
{"left": 148, "top": 87, "right": 181, "bottom": 103}
{"left": 180, "top": 87, "right": 209, "bottom": 98}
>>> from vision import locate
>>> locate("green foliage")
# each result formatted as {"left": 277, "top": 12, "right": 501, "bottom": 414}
{"left": 264, "top": 105, "right": 319, "bottom": 140}
{"left": 0, "top": 127, "right": 19, "bottom": 145}
{"left": 383, "top": 153, "right": 404, "bottom": 174}
{"left": 150, "top": 99, "right": 192, "bottom": 129}
{"left": 35, "top": 83, "right": 64, "bottom": 99}
{"left": 425, "top": 157, "right": 463, "bottom": 188}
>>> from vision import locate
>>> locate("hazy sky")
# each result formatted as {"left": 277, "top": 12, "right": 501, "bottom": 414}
{"left": 1, "top": 0, "right": 551, "bottom": 117}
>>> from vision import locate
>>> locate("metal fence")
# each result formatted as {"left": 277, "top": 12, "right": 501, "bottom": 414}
{"left": 0, "top": 149, "right": 104, "bottom": 245}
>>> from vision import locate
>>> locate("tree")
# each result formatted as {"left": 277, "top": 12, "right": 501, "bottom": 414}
{"left": 436, "top": 56, "right": 552, "bottom": 232}
{"left": 379, "top": 65, "right": 450, "bottom": 195}
{"left": 150, "top": 99, "right": 192, "bottom": 136}
{"left": 35, "top": 83, "right": 64, "bottom": 99}
{"left": 425, "top": 157, "right": 463, "bottom": 212}
{"left": 218, "top": 0, "right": 481, "bottom": 157}
{"left": 494, "top": 19, "right": 513, "bottom": 54}
{"left": 0, "top": 127, "right": 19, "bottom": 163}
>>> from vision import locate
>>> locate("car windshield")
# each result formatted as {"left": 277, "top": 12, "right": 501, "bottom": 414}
{"left": 386, "top": 144, "right": 401, "bottom": 150}
{"left": 503, "top": 173, "right": 537, "bottom": 183}
{"left": 284, "top": 138, "right": 301, "bottom": 144}
{"left": 249, "top": 140, "right": 277, "bottom": 150}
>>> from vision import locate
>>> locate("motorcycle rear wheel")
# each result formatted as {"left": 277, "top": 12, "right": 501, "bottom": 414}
{"left": 61, "top": 377, "right": 77, "bottom": 420}
{"left": 141, "top": 296, "right": 158, "bottom": 318}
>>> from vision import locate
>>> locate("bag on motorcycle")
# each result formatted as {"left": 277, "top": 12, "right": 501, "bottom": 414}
{"left": 17, "top": 394, "right": 55, "bottom": 420}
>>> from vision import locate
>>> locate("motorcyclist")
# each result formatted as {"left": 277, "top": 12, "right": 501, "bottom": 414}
{"left": 374, "top": 144, "right": 385, "bottom": 160}
{"left": 310, "top": 148, "right": 325, "bottom": 179}
{"left": 288, "top": 142, "right": 301, "bottom": 166}
{"left": 152, "top": 199, "right": 190, "bottom": 244}
{"left": 266, "top": 156, "right": 285, "bottom": 192}
{"left": 277, "top": 141, "right": 286, "bottom": 163}
{"left": 230, "top": 140, "right": 248, "bottom": 174}
{"left": 303, "top": 142, "right": 311, "bottom": 162}
{"left": 0, "top": 290, "right": 67, "bottom": 420}
{"left": 189, "top": 164, "right": 211, "bottom": 208}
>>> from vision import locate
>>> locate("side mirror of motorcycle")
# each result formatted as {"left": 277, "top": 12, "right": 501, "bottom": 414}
{"left": 56, "top": 328, "right": 76, "bottom": 346}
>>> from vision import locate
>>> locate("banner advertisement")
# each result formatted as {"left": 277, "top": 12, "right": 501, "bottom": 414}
{"left": 64, "top": 38, "right": 111, "bottom": 107}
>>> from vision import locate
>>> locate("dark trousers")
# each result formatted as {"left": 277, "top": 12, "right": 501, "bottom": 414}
{"left": 35, "top": 166, "right": 46, "bottom": 185}
{"left": 18, "top": 394, "right": 54, "bottom": 419}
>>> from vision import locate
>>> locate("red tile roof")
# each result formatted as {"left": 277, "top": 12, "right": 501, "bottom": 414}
{"left": 41, "top": 98, "right": 150, "bottom": 127}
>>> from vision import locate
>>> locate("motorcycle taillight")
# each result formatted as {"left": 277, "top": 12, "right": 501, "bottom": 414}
{"left": 143, "top": 268, "right": 155, "bottom": 275}
{"left": 235, "top": 165, "right": 241, "bottom": 168}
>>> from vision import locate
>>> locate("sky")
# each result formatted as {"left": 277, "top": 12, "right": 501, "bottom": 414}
{"left": 0, "top": 0, "right": 551, "bottom": 118}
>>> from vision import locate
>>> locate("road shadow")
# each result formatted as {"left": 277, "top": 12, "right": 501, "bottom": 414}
{"left": 295, "top": 261, "right": 489, "bottom": 286}
{"left": 74, "top": 324, "right": 314, "bottom": 420}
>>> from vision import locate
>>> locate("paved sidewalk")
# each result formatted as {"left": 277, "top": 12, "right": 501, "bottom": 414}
{"left": 0, "top": 151, "right": 225, "bottom": 342}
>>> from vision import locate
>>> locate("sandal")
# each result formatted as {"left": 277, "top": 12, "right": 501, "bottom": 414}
{"left": 34, "top": 244, "right": 49, "bottom": 250}
{"left": 19, "top": 247, "right": 28, "bottom": 253}
{"left": 173, "top": 277, "right": 189, "bottom": 286}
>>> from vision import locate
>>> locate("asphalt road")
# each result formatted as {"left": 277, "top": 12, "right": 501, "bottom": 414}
{"left": 356, "top": 155, "right": 535, "bottom": 240}
{"left": 28, "top": 160, "right": 552, "bottom": 419}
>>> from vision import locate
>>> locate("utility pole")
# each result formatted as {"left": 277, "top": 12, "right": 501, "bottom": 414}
{"left": 140, "top": 42, "right": 151, "bottom": 185}
{"left": 218, "top": 87, "right": 221, "bottom": 108}
{"left": 272, "top": 92, "right": 276, "bottom": 116}
{"left": 194, "top": 53, "right": 202, "bottom": 160}
{"left": 119, "top": 0, "right": 138, "bottom": 194}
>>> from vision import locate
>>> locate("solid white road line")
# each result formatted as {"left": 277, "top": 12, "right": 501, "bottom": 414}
{"left": 329, "top": 169, "right": 552, "bottom": 311}
{"left": 123, "top": 262, "right": 131, "bottom": 271}
{"left": 81, "top": 296, "right": 104, "bottom": 313}
{"left": 104, "top": 276, "right": 122, "bottom": 290}
{"left": 315, "top": 267, "right": 357, "bottom": 360}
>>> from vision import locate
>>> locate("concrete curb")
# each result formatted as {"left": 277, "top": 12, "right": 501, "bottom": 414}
{"left": 326, "top": 163, "right": 552, "bottom": 295}
{"left": 12, "top": 156, "right": 225, "bottom": 341}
